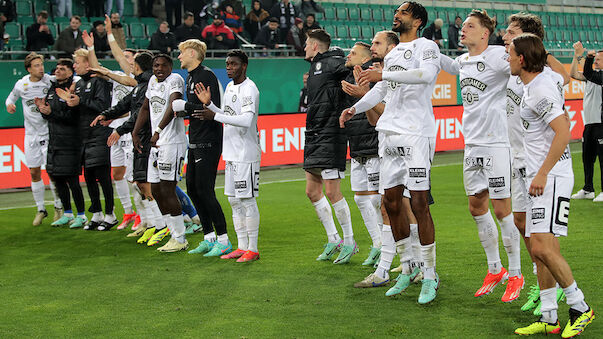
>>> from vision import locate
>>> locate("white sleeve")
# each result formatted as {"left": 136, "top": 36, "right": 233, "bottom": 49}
{"left": 440, "top": 53, "right": 460, "bottom": 75}
{"left": 351, "top": 81, "right": 388, "bottom": 114}
{"left": 527, "top": 86, "right": 564, "bottom": 124}
{"left": 5, "top": 82, "right": 21, "bottom": 106}
{"left": 382, "top": 64, "right": 439, "bottom": 84}
{"left": 169, "top": 75, "right": 184, "bottom": 95}
{"left": 207, "top": 102, "right": 254, "bottom": 128}
{"left": 240, "top": 86, "right": 258, "bottom": 115}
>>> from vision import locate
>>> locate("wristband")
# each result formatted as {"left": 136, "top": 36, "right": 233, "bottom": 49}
{"left": 108, "top": 34, "right": 115, "bottom": 43}
{"left": 88, "top": 46, "right": 94, "bottom": 51}
{"left": 576, "top": 55, "right": 584, "bottom": 61}
{"left": 154, "top": 127, "right": 163, "bottom": 134}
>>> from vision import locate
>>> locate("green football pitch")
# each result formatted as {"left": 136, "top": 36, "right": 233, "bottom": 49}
{"left": 0, "top": 144, "right": 600, "bottom": 338}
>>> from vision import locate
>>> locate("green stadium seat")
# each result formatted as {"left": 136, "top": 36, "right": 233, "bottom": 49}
{"left": 578, "top": 31, "right": 588, "bottom": 42}
{"left": 146, "top": 22, "right": 158, "bottom": 35}
{"left": 348, "top": 7, "right": 360, "bottom": 21}
{"left": 324, "top": 24, "right": 336, "bottom": 36}
{"left": 133, "top": 37, "right": 149, "bottom": 49}
{"left": 545, "top": 30, "right": 555, "bottom": 41}
{"left": 33, "top": 0, "right": 49, "bottom": 13}
{"left": 121, "top": 16, "right": 138, "bottom": 23}
{"left": 335, "top": 7, "right": 348, "bottom": 21}
{"left": 348, "top": 26, "right": 360, "bottom": 39}
{"left": 322, "top": 7, "right": 336, "bottom": 21}
{"left": 122, "top": 3, "right": 134, "bottom": 17}
{"left": 15, "top": 1, "right": 31, "bottom": 16}
{"left": 52, "top": 16, "right": 70, "bottom": 24}
{"left": 335, "top": 25, "right": 348, "bottom": 38}
{"left": 80, "top": 23, "right": 92, "bottom": 34}
{"left": 372, "top": 8, "right": 384, "bottom": 22}
{"left": 139, "top": 17, "right": 158, "bottom": 25}
{"left": 129, "top": 22, "right": 145, "bottom": 38}
{"left": 540, "top": 14, "right": 550, "bottom": 27}
{"left": 360, "top": 7, "right": 371, "bottom": 21}
{"left": 88, "top": 17, "right": 104, "bottom": 24}
{"left": 4, "top": 22, "right": 22, "bottom": 40}
{"left": 47, "top": 22, "right": 57, "bottom": 37}
{"left": 17, "top": 16, "right": 34, "bottom": 26}
{"left": 360, "top": 25, "right": 373, "bottom": 39}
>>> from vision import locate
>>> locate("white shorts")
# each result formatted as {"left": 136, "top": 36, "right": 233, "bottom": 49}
{"left": 378, "top": 133, "right": 434, "bottom": 192}
{"left": 110, "top": 135, "right": 132, "bottom": 168}
{"left": 526, "top": 175, "right": 573, "bottom": 237}
{"left": 224, "top": 161, "right": 260, "bottom": 198}
{"left": 147, "top": 143, "right": 186, "bottom": 183}
{"left": 306, "top": 168, "right": 345, "bottom": 180}
{"left": 463, "top": 146, "right": 512, "bottom": 199}
{"left": 351, "top": 156, "right": 380, "bottom": 192}
{"left": 511, "top": 167, "right": 528, "bottom": 213}
{"left": 125, "top": 148, "right": 134, "bottom": 182}
{"left": 24, "top": 134, "right": 49, "bottom": 169}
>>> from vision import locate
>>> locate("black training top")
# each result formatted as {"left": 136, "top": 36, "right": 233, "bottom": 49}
{"left": 186, "top": 64, "right": 223, "bottom": 144}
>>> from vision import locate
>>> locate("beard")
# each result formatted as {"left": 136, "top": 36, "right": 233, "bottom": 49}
{"left": 392, "top": 20, "right": 411, "bottom": 33}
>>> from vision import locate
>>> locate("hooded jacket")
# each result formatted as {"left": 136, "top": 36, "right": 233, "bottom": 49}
{"left": 304, "top": 47, "right": 350, "bottom": 170}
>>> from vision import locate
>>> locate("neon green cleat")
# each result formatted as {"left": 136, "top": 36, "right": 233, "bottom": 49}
{"left": 521, "top": 285, "right": 540, "bottom": 312}
{"left": 204, "top": 241, "right": 233, "bottom": 257}
{"left": 515, "top": 321, "right": 560, "bottom": 335}
{"left": 137, "top": 227, "right": 155, "bottom": 244}
{"left": 188, "top": 240, "right": 216, "bottom": 254}
{"left": 561, "top": 307, "right": 595, "bottom": 338}
{"left": 69, "top": 216, "right": 87, "bottom": 229}
{"left": 316, "top": 240, "right": 342, "bottom": 261}
{"left": 418, "top": 273, "right": 439, "bottom": 304}
{"left": 51, "top": 215, "right": 73, "bottom": 227}
{"left": 362, "top": 246, "right": 381, "bottom": 266}
{"left": 147, "top": 227, "right": 170, "bottom": 246}
{"left": 333, "top": 242, "right": 358, "bottom": 264}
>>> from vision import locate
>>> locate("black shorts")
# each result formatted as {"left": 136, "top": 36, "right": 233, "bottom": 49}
{"left": 133, "top": 148, "right": 150, "bottom": 182}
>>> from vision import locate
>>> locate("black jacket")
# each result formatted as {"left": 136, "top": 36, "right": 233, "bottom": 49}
{"left": 343, "top": 60, "right": 378, "bottom": 158}
{"left": 26, "top": 23, "right": 55, "bottom": 51}
{"left": 148, "top": 30, "right": 178, "bottom": 53}
{"left": 304, "top": 48, "right": 350, "bottom": 170}
{"left": 185, "top": 64, "right": 223, "bottom": 144}
{"left": 74, "top": 73, "right": 111, "bottom": 168}
{"left": 103, "top": 70, "right": 153, "bottom": 149}
{"left": 174, "top": 23, "right": 203, "bottom": 42}
{"left": 583, "top": 56, "right": 603, "bottom": 120}
{"left": 254, "top": 25, "right": 279, "bottom": 48}
{"left": 43, "top": 76, "right": 82, "bottom": 177}
{"left": 448, "top": 24, "right": 461, "bottom": 50}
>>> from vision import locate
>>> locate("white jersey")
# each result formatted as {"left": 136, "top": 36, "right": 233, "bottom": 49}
{"left": 109, "top": 71, "right": 134, "bottom": 129}
{"left": 506, "top": 75, "right": 525, "bottom": 168}
{"left": 5, "top": 73, "right": 54, "bottom": 136}
{"left": 220, "top": 78, "right": 261, "bottom": 163}
{"left": 456, "top": 45, "right": 510, "bottom": 146}
{"left": 375, "top": 38, "right": 440, "bottom": 137}
{"left": 145, "top": 73, "right": 186, "bottom": 146}
{"left": 521, "top": 70, "right": 572, "bottom": 178}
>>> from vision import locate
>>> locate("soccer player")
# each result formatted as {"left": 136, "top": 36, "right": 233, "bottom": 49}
{"left": 509, "top": 33, "right": 595, "bottom": 338}
{"left": 133, "top": 54, "right": 188, "bottom": 252}
{"left": 175, "top": 39, "right": 231, "bottom": 257}
{"left": 5, "top": 52, "right": 63, "bottom": 225}
{"left": 341, "top": 42, "right": 383, "bottom": 267}
{"left": 82, "top": 19, "right": 139, "bottom": 230}
{"left": 34, "top": 59, "right": 87, "bottom": 228}
{"left": 303, "top": 29, "right": 357, "bottom": 264}
{"left": 340, "top": 2, "right": 440, "bottom": 304}
{"left": 439, "top": 10, "right": 523, "bottom": 302}
{"left": 501, "top": 12, "right": 570, "bottom": 309}
{"left": 190, "top": 49, "right": 262, "bottom": 262}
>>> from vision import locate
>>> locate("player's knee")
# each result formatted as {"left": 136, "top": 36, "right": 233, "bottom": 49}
{"left": 493, "top": 209, "right": 510, "bottom": 221}
{"left": 30, "top": 168, "right": 42, "bottom": 181}
{"left": 410, "top": 197, "right": 428, "bottom": 216}
{"left": 305, "top": 187, "right": 321, "bottom": 202}
{"left": 324, "top": 190, "right": 342, "bottom": 203}
{"left": 228, "top": 196, "right": 241, "bottom": 208}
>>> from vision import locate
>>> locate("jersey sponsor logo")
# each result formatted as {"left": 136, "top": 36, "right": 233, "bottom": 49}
{"left": 462, "top": 91, "right": 480, "bottom": 105}
{"left": 535, "top": 98, "right": 553, "bottom": 118}
{"left": 422, "top": 49, "right": 437, "bottom": 60}
{"left": 235, "top": 180, "right": 247, "bottom": 189}
{"left": 521, "top": 117, "right": 530, "bottom": 130}
{"left": 242, "top": 96, "right": 253, "bottom": 107}
{"left": 149, "top": 96, "right": 167, "bottom": 106}
{"left": 224, "top": 106, "right": 236, "bottom": 116}
{"left": 384, "top": 145, "right": 413, "bottom": 158}
{"left": 555, "top": 197, "right": 570, "bottom": 226}
{"left": 404, "top": 50, "right": 412, "bottom": 59}
{"left": 409, "top": 167, "right": 427, "bottom": 178}
{"left": 387, "top": 65, "right": 407, "bottom": 90}
{"left": 114, "top": 85, "right": 130, "bottom": 101}
{"left": 506, "top": 101, "right": 514, "bottom": 116}
{"left": 506, "top": 88, "right": 521, "bottom": 105}
{"left": 488, "top": 176, "right": 505, "bottom": 188}
{"left": 477, "top": 62, "right": 485, "bottom": 72}
{"left": 460, "top": 78, "right": 487, "bottom": 91}
{"left": 531, "top": 207, "right": 545, "bottom": 220}
{"left": 465, "top": 156, "right": 492, "bottom": 169}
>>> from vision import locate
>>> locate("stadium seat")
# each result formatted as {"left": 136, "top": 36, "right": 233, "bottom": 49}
{"left": 15, "top": 1, "right": 32, "bottom": 16}
{"left": 360, "top": 25, "right": 373, "bottom": 39}
{"left": 89, "top": 17, "right": 104, "bottom": 24}
{"left": 322, "top": 7, "right": 336, "bottom": 21}
{"left": 336, "top": 25, "right": 348, "bottom": 39}
{"left": 52, "top": 16, "right": 70, "bottom": 24}
{"left": 4, "top": 22, "right": 22, "bottom": 40}
{"left": 323, "top": 24, "right": 336, "bottom": 36}
{"left": 80, "top": 23, "right": 92, "bottom": 34}
{"left": 336, "top": 7, "right": 348, "bottom": 21}
{"left": 348, "top": 26, "right": 360, "bottom": 39}
{"left": 123, "top": 1, "right": 134, "bottom": 16}
{"left": 18, "top": 16, "right": 34, "bottom": 26}
{"left": 348, "top": 7, "right": 360, "bottom": 21}
{"left": 139, "top": 17, "right": 158, "bottom": 25}
{"left": 360, "top": 7, "right": 371, "bottom": 21}
{"left": 146, "top": 22, "right": 158, "bottom": 35}
{"left": 371, "top": 8, "right": 384, "bottom": 22}
{"left": 47, "top": 23, "right": 57, "bottom": 37}
{"left": 129, "top": 23, "right": 145, "bottom": 38}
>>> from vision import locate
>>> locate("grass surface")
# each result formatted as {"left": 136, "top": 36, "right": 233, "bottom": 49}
{"left": 0, "top": 144, "right": 601, "bottom": 338}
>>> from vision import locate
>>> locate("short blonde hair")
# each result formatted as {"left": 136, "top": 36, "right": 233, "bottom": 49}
{"left": 178, "top": 39, "right": 207, "bottom": 62}
{"left": 72, "top": 48, "right": 90, "bottom": 59}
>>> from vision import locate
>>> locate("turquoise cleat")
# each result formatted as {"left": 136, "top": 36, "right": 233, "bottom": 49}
{"left": 204, "top": 241, "right": 233, "bottom": 257}
{"left": 386, "top": 272, "right": 413, "bottom": 297}
{"left": 316, "top": 240, "right": 343, "bottom": 261}
{"left": 188, "top": 239, "right": 216, "bottom": 254}
{"left": 361, "top": 246, "right": 381, "bottom": 266}
{"left": 51, "top": 215, "right": 74, "bottom": 227}
{"left": 69, "top": 216, "right": 86, "bottom": 229}
{"left": 418, "top": 273, "right": 440, "bottom": 304}
{"left": 333, "top": 242, "right": 359, "bottom": 264}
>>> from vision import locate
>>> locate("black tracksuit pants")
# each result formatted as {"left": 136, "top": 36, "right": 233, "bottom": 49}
{"left": 84, "top": 165, "right": 114, "bottom": 214}
{"left": 582, "top": 123, "right": 603, "bottom": 192}
{"left": 53, "top": 175, "right": 85, "bottom": 214}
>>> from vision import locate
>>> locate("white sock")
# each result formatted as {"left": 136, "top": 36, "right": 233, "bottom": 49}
{"left": 421, "top": 243, "right": 436, "bottom": 280}
{"left": 368, "top": 194, "right": 383, "bottom": 233}
{"left": 242, "top": 197, "right": 260, "bottom": 253}
{"left": 104, "top": 212, "right": 117, "bottom": 223}
{"left": 192, "top": 215, "right": 200, "bottom": 224}
{"left": 140, "top": 198, "right": 150, "bottom": 223}
{"left": 354, "top": 194, "right": 381, "bottom": 248}
{"left": 395, "top": 237, "right": 412, "bottom": 275}
{"left": 474, "top": 210, "right": 502, "bottom": 274}
{"left": 91, "top": 212, "right": 104, "bottom": 222}
{"left": 48, "top": 180, "right": 62, "bottom": 208}
{"left": 409, "top": 223, "right": 421, "bottom": 270}
{"left": 312, "top": 196, "right": 341, "bottom": 243}
{"left": 148, "top": 199, "right": 165, "bottom": 229}
{"left": 499, "top": 213, "right": 521, "bottom": 277}
{"left": 333, "top": 197, "right": 354, "bottom": 246}
{"left": 563, "top": 281, "right": 589, "bottom": 312}
{"left": 217, "top": 233, "right": 229, "bottom": 246}
{"left": 204, "top": 231, "right": 217, "bottom": 242}
{"left": 114, "top": 179, "right": 133, "bottom": 214}
{"left": 64, "top": 211, "right": 74, "bottom": 218}
{"left": 532, "top": 262, "right": 538, "bottom": 276}
{"left": 229, "top": 197, "right": 247, "bottom": 251}
{"left": 540, "top": 287, "right": 558, "bottom": 323}
{"left": 375, "top": 224, "right": 394, "bottom": 280}
{"left": 31, "top": 181, "right": 46, "bottom": 211}
{"left": 171, "top": 214, "right": 186, "bottom": 243}
{"left": 160, "top": 214, "right": 170, "bottom": 231}
{"left": 133, "top": 192, "right": 145, "bottom": 221}
{"left": 183, "top": 214, "right": 192, "bottom": 223}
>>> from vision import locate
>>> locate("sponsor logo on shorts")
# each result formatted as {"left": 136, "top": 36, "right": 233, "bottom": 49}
{"left": 409, "top": 168, "right": 427, "bottom": 178}
{"left": 235, "top": 180, "right": 247, "bottom": 189}
{"left": 531, "top": 208, "right": 545, "bottom": 220}
{"left": 158, "top": 162, "right": 172, "bottom": 172}
{"left": 368, "top": 173, "right": 379, "bottom": 182}
{"left": 384, "top": 146, "right": 412, "bottom": 158}
{"left": 465, "top": 156, "right": 492, "bottom": 169}
{"left": 488, "top": 177, "right": 506, "bottom": 188}
{"left": 555, "top": 197, "right": 570, "bottom": 226}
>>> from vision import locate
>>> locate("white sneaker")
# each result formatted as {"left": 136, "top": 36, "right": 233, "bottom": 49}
{"left": 391, "top": 264, "right": 403, "bottom": 273}
{"left": 594, "top": 193, "right": 603, "bottom": 202}
{"left": 157, "top": 238, "right": 189, "bottom": 252}
{"left": 353, "top": 273, "right": 390, "bottom": 288}
{"left": 571, "top": 189, "right": 595, "bottom": 199}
